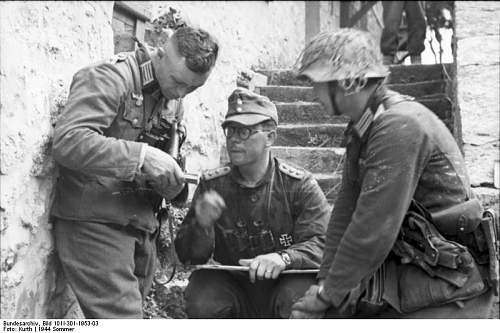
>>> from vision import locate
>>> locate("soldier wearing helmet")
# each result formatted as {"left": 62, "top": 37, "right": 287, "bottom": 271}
{"left": 290, "top": 29, "right": 496, "bottom": 319}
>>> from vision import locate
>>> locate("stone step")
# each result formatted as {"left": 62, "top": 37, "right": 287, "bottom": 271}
{"left": 276, "top": 96, "right": 451, "bottom": 125}
{"left": 391, "top": 80, "right": 447, "bottom": 99}
{"left": 387, "top": 63, "right": 454, "bottom": 84}
{"left": 257, "top": 85, "right": 317, "bottom": 103}
{"left": 275, "top": 102, "right": 347, "bottom": 124}
{"left": 257, "top": 64, "right": 453, "bottom": 86}
{"left": 258, "top": 80, "right": 447, "bottom": 102}
{"left": 271, "top": 146, "right": 345, "bottom": 174}
{"left": 314, "top": 173, "right": 343, "bottom": 202}
{"left": 419, "top": 96, "right": 453, "bottom": 122}
{"left": 276, "top": 123, "right": 346, "bottom": 148}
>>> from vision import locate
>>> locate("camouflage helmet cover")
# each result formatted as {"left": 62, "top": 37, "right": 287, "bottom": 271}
{"left": 295, "top": 28, "right": 389, "bottom": 86}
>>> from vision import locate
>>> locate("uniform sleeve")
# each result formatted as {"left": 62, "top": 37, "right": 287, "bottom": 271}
{"left": 317, "top": 164, "right": 358, "bottom": 280}
{"left": 322, "top": 114, "right": 433, "bottom": 306}
{"left": 52, "top": 63, "right": 144, "bottom": 181}
{"left": 285, "top": 174, "right": 331, "bottom": 269}
{"left": 174, "top": 180, "right": 216, "bottom": 264}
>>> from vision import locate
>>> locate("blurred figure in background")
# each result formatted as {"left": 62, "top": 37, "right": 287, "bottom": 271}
{"left": 381, "top": 1, "right": 427, "bottom": 65}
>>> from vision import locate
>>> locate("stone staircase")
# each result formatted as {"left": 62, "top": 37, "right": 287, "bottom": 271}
{"left": 255, "top": 64, "right": 460, "bottom": 204}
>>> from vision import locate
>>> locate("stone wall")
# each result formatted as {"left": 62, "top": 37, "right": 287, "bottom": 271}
{"left": 151, "top": 1, "right": 306, "bottom": 171}
{"left": 0, "top": 1, "right": 114, "bottom": 318}
{"left": 0, "top": 1, "right": 313, "bottom": 318}
{"left": 455, "top": 1, "right": 499, "bottom": 198}
{"left": 319, "top": 1, "right": 340, "bottom": 34}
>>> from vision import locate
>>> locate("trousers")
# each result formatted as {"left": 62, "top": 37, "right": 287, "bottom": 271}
{"left": 375, "top": 289, "right": 495, "bottom": 318}
{"left": 53, "top": 218, "right": 158, "bottom": 318}
{"left": 381, "top": 1, "right": 427, "bottom": 56}
{"left": 184, "top": 269, "right": 317, "bottom": 318}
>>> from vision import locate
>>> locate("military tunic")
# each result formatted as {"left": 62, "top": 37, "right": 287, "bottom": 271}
{"left": 175, "top": 157, "right": 329, "bottom": 268}
{"left": 175, "top": 156, "right": 330, "bottom": 318}
{"left": 52, "top": 48, "right": 183, "bottom": 232}
{"left": 51, "top": 47, "right": 183, "bottom": 318}
{"left": 318, "top": 90, "right": 493, "bottom": 317}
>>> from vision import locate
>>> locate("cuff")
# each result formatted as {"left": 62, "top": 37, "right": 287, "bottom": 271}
{"left": 323, "top": 277, "right": 349, "bottom": 307}
{"left": 284, "top": 249, "right": 301, "bottom": 269}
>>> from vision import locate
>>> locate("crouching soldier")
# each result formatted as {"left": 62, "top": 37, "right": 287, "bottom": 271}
{"left": 174, "top": 88, "right": 330, "bottom": 318}
{"left": 290, "top": 28, "right": 498, "bottom": 319}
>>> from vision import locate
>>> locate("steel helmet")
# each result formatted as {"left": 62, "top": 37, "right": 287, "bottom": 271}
{"left": 295, "top": 28, "right": 389, "bottom": 86}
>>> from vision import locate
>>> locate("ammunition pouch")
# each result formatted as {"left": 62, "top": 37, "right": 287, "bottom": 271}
{"left": 392, "top": 200, "right": 490, "bottom": 313}
{"left": 432, "top": 199, "right": 499, "bottom": 295}
{"left": 224, "top": 219, "right": 276, "bottom": 261}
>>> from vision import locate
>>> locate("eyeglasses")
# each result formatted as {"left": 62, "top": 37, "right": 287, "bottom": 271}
{"left": 223, "top": 126, "right": 271, "bottom": 141}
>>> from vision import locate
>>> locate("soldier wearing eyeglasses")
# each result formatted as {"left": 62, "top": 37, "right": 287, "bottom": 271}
{"left": 174, "top": 88, "right": 330, "bottom": 318}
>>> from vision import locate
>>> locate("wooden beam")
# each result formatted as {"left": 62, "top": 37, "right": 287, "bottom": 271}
{"left": 340, "top": 1, "right": 350, "bottom": 27}
{"left": 114, "top": 1, "right": 150, "bottom": 22}
{"left": 305, "top": 1, "right": 321, "bottom": 43}
{"left": 348, "top": 1, "right": 378, "bottom": 27}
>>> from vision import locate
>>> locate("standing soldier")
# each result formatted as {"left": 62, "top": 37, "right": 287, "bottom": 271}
{"left": 290, "top": 28, "right": 497, "bottom": 319}
{"left": 174, "top": 88, "right": 330, "bottom": 318}
{"left": 381, "top": 1, "right": 427, "bottom": 65}
{"left": 51, "top": 26, "right": 219, "bottom": 318}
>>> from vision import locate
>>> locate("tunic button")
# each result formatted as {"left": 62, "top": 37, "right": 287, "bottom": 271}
{"left": 236, "top": 107, "right": 242, "bottom": 112}
{"left": 250, "top": 194, "right": 258, "bottom": 202}
{"left": 132, "top": 118, "right": 139, "bottom": 126}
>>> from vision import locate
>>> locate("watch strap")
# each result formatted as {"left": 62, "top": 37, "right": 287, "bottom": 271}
{"left": 277, "top": 250, "right": 292, "bottom": 267}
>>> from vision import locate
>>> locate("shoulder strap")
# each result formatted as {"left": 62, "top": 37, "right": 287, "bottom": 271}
{"left": 277, "top": 160, "right": 305, "bottom": 180}
{"left": 202, "top": 166, "right": 231, "bottom": 181}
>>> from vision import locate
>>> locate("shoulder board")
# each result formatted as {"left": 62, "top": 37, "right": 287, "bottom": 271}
{"left": 107, "top": 52, "right": 129, "bottom": 64}
{"left": 202, "top": 166, "right": 231, "bottom": 181}
{"left": 278, "top": 161, "right": 305, "bottom": 180}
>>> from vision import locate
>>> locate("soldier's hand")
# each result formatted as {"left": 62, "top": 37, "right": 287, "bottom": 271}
{"left": 289, "top": 284, "right": 330, "bottom": 319}
{"left": 194, "top": 190, "right": 226, "bottom": 228}
{"left": 238, "top": 253, "right": 286, "bottom": 283}
{"left": 142, "top": 145, "right": 185, "bottom": 199}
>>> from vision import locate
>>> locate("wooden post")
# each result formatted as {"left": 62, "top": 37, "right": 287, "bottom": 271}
{"left": 305, "top": 1, "right": 321, "bottom": 44}
{"left": 340, "top": 1, "right": 350, "bottom": 27}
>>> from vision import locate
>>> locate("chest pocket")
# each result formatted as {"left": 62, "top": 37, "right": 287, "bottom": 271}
{"left": 123, "top": 93, "right": 144, "bottom": 128}
{"left": 119, "top": 93, "right": 145, "bottom": 141}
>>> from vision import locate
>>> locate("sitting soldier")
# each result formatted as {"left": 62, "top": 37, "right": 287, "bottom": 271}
{"left": 174, "top": 88, "right": 330, "bottom": 318}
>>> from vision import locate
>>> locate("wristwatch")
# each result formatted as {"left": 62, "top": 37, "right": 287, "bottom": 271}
{"left": 316, "top": 285, "right": 331, "bottom": 305}
{"left": 277, "top": 250, "right": 292, "bottom": 267}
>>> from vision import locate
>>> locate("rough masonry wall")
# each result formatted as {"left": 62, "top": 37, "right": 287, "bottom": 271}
{"left": 0, "top": 1, "right": 308, "bottom": 318}
{"left": 319, "top": 1, "right": 340, "bottom": 33}
{"left": 0, "top": 2, "right": 115, "bottom": 318}
{"left": 152, "top": 1, "right": 306, "bottom": 171}
{"left": 456, "top": 1, "right": 499, "bottom": 191}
